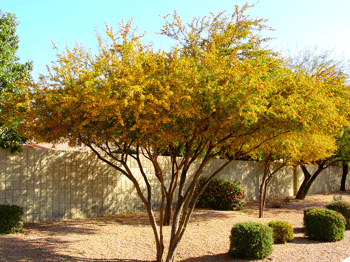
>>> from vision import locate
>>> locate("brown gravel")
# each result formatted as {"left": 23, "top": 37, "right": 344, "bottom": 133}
{"left": 1, "top": 191, "right": 350, "bottom": 262}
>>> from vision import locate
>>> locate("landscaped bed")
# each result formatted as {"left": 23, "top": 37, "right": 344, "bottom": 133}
{"left": 1, "top": 191, "right": 350, "bottom": 262}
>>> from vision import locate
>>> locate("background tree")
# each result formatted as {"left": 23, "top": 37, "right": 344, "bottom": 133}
{"left": 251, "top": 131, "right": 338, "bottom": 218}
{"left": 295, "top": 129, "right": 350, "bottom": 199}
{"left": 287, "top": 46, "right": 350, "bottom": 200}
{"left": 18, "top": 5, "right": 350, "bottom": 262}
{"left": 0, "top": 10, "right": 32, "bottom": 153}
{"left": 337, "top": 127, "right": 350, "bottom": 191}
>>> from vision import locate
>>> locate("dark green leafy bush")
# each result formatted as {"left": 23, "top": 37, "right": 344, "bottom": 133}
{"left": 229, "top": 222, "right": 273, "bottom": 259}
{"left": 0, "top": 205, "right": 23, "bottom": 234}
{"left": 267, "top": 220, "right": 294, "bottom": 244}
{"left": 326, "top": 201, "right": 350, "bottom": 230}
{"left": 304, "top": 207, "right": 345, "bottom": 242}
{"left": 111, "top": 149, "right": 138, "bottom": 154}
{"left": 196, "top": 177, "right": 246, "bottom": 210}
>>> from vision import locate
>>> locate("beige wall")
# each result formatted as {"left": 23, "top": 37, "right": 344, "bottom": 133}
{"left": 1, "top": 148, "right": 348, "bottom": 223}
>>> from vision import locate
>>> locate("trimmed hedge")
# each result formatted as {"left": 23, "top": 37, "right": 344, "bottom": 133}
{"left": 196, "top": 177, "right": 246, "bottom": 211}
{"left": 267, "top": 220, "right": 294, "bottom": 244}
{"left": 326, "top": 201, "right": 350, "bottom": 230}
{"left": 229, "top": 222, "right": 273, "bottom": 259}
{"left": 0, "top": 205, "right": 23, "bottom": 234}
{"left": 304, "top": 207, "right": 345, "bottom": 242}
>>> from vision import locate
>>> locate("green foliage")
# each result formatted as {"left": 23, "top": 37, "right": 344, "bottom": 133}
{"left": 0, "top": 205, "right": 23, "bottom": 234}
{"left": 304, "top": 207, "right": 345, "bottom": 242}
{"left": 0, "top": 10, "right": 32, "bottom": 153}
{"left": 229, "top": 222, "right": 273, "bottom": 259}
{"left": 196, "top": 177, "right": 246, "bottom": 210}
{"left": 267, "top": 220, "right": 294, "bottom": 244}
{"left": 111, "top": 149, "right": 138, "bottom": 154}
{"left": 326, "top": 201, "right": 350, "bottom": 230}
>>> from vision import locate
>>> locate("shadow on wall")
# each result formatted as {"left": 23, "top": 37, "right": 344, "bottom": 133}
{"left": 308, "top": 165, "right": 341, "bottom": 194}
{"left": 0, "top": 148, "right": 146, "bottom": 223}
{"left": 267, "top": 163, "right": 294, "bottom": 199}
{"left": 0, "top": 148, "right": 345, "bottom": 223}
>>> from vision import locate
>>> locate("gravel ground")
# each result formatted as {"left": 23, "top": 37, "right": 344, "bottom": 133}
{"left": 1, "top": 191, "right": 350, "bottom": 262}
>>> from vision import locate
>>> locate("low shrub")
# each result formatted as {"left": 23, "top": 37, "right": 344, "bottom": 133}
{"left": 0, "top": 205, "right": 23, "bottom": 234}
{"left": 333, "top": 194, "right": 343, "bottom": 202}
{"left": 304, "top": 207, "right": 345, "bottom": 242}
{"left": 196, "top": 177, "right": 246, "bottom": 211}
{"left": 229, "top": 222, "right": 273, "bottom": 259}
{"left": 267, "top": 220, "right": 294, "bottom": 244}
{"left": 111, "top": 149, "right": 138, "bottom": 154}
{"left": 326, "top": 201, "right": 350, "bottom": 230}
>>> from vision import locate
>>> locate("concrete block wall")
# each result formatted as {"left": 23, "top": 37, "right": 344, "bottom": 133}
{"left": 0, "top": 148, "right": 348, "bottom": 223}
{"left": 0, "top": 148, "right": 147, "bottom": 223}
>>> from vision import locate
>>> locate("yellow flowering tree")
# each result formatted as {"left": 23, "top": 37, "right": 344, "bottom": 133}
{"left": 288, "top": 46, "right": 350, "bottom": 200}
{"left": 252, "top": 131, "right": 338, "bottom": 218}
{"left": 19, "top": 4, "right": 350, "bottom": 262}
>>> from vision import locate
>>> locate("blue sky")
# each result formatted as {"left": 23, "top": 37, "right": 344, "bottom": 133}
{"left": 4, "top": 0, "right": 350, "bottom": 79}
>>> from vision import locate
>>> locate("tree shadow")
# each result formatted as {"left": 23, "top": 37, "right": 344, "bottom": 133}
{"left": 93, "top": 212, "right": 154, "bottom": 226}
{"left": 180, "top": 252, "right": 230, "bottom": 262}
{"left": 24, "top": 220, "right": 103, "bottom": 236}
{"left": 188, "top": 209, "right": 241, "bottom": 224}
{"left": 293, "top": 227, "right": 304, "bottom": 234}
{"left": 180, "top": 252, "right": 268, "bottom": 262}
{"left": 290, "top": 236, "right": 327, "bottom": 245}
{"left": 72, "top": 208, "right": 238, "bottom": 227}
{"left": 0, "top": 236, "right": 151, "bottom": 262}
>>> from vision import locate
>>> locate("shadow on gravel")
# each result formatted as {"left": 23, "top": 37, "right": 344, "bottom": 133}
{"left": 291, "top": 236, "right": 327, "bottom": 245}
{"left": 293, "top": 227, "right": 304, "bottom": 234}
{"left": 25, "top": 220, "right": 102, "bottom": 236}
{"left": 64, "top": 208, "right": 237, "bottom": 227}
{"left": 0, "top": 236, "right": 150, "bottom": 262}
{"left": 180, "top": 252, "right": 268, "bottom": 262}
{"left": 0, "top": 236, "right": 79, "bottom": 262}
{"left": 180, "top": 252, "right": 230, "bottom": 262}
{"left": 188, "top": 209, "right": 238, "bottom": 223}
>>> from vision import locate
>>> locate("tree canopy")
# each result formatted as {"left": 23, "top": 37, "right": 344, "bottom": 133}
{"left": 285, "top": 46, "right": 350, "bottom": 199}
{"left": 17, "top": 4, "right": 350, "bottom": 262}
{"left": 251, "top": 130, "right": 338, "bottom": 217}
{"left": 0, "top": 10, "right": 32, "bottom": 153}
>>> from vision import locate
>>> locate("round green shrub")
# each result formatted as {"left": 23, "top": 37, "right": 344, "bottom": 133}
{"left": 229, "top": 222, "right": 273, "bottom": 259}
{"left": 0, "top": 205, "right": 23, "bottom": 234}
{"left": 326, "top": 201, "right": 350, "bottom": 230}
{"left": 196, "top": 177, "right": 246, "bottom": 211}
{"left": 304, "top": 207, "right": 345, "bottom": 242}
{"left": 267, "top": 220, "right": 294, "bottom": 244}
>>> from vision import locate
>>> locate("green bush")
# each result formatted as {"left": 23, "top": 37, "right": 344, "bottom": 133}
{"left": 196, "top": 177, "right": 246, "bottom": 211}
{"left": 111, "top": 149, "right": 138, "bottom": 154}
{"left": 0, "top": 205, "right": 23, "bottom": 234}
{"left": 229, "top": 222, "right": 273, "bottom": 259}
{"left": 326, "top": 201, "right": 350, "bottom": 230}
{"left": 304, "top": 207, "right": 345, "bottom": 242}
{"left": 267, "top": 220, "right": 294, "bottom": 244}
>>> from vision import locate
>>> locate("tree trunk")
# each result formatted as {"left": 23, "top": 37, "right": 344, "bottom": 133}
{"left": 259, "top": 162, "right": 270, "bottom": 218}
{"left": 259, "top": 173, "right": 267, "bottom": 218}
{"left": 341, "top": 162, "right": 348, "bottom": 191}
{"left": 163, "top": 194, "right": 172, "bottom": 226}
{"left": 295, "top": 164, "right": 324, "bottom": 200}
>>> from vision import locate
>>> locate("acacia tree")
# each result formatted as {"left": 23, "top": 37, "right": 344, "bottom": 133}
{"left": 336, "top": 127, "right": 350, "bottom": 191}
{"left": 287, "top": 46, "right": 350, "bottom": 200}
{"left": 341, "top": 161, "right": 349, "bottom": 191}
{"left": 0, "top": 10, "right": 32, "bottom": 152}
{"left": 253, "top": 132, "right": 338, "bottom": 218}
{"left": 18, "top": 5, "right": 350, "bottom": 262}
{"left": 295, "top": 129, "right": 350, "bottom": 199}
